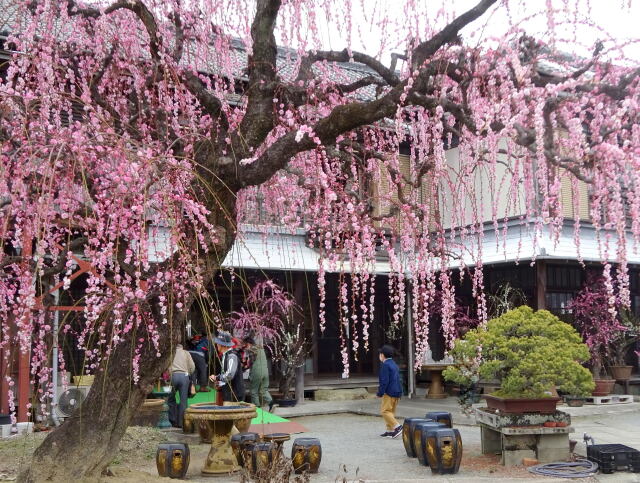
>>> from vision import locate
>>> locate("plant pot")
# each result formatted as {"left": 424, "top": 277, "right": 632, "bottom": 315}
{"left": 564, "top": 396, "right": 585, "bottom": 407}
{"left": 483, "top": 395, "right": 560, "bottom": 414}
{"left": 130, "top": 398, "right": 164, "bottom": 427}
{"left": 609, "top": 365, "right": 633, "bottom": 381}
{"left": 276, "top": 398, "right": 297, "bottom": 408}
{"left": 592, "top": 379, "right": 616, "bottom": 397}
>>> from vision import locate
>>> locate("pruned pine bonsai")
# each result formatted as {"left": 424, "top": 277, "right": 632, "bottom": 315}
{"left": 444, "top": 306, "right": 594, "bottom": 399}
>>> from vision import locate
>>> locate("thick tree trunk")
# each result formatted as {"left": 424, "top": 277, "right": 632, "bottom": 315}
{"left": 19, "top": 304, "right": 186, "bottom": 482}
{"left": 20, "top": 187, "right": 238, "bottom": 482}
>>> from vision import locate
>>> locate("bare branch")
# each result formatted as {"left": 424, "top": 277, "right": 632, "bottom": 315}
{"left": 235, "top": 0, "right": 281, "bottom": 151}
{"left": 336, "top": 75, "right": 387, "bottom": 95}
{"left": 60, "top": 0, "right": 161, "bottom": 61}
{"left": 411, "top": 0, "right": 498, "bottom": 68}
{"left": 297, "top": 49, "right": 399, "bottom": 86}
{"left": 235, "top": 1, "right": 498, "bottom": 188}
{"left": 170, "top": 11, "right": 185, "bottom": 63}
{"left": 181, "top": 71, "right": 228, "bottom": 128}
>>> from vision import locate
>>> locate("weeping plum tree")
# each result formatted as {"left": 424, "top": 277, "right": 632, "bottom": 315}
{"left": 1, "top": 0, "right": 639, "bottom": 480}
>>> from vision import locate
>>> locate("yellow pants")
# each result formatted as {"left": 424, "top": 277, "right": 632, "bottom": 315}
{"left": 380, "top": 394, "right": 400, "bottom": 430}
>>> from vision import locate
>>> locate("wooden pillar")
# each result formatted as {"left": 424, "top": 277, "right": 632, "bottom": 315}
{"left": 294, "top": 366, "right": 304, "bottom": 404}
{"left": 17, "top": 347, "right": 29, "bottom": 422}
{"left": 406, "top": 287, "right": 416, "bottom": 398}
{"left": 293, "top": 273, "right": 305, "bottom": 403}
{"left": 17, "top": 231, "right": 32, "bottom": 422}
{"left": 536, "top": 261, "right": 547, "bottom": 311}
{"left": 0, "top": 346, "right": 8, "bottom": 414}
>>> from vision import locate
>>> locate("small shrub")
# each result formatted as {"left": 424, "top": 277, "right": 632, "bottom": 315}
{"left": 444, "top": 306, "right": 594, "bottom": 398}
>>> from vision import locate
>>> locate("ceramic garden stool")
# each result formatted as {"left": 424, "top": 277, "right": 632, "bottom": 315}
{"left": 413, "top": 421, "right": 446, "bottom": 466}
{"left": 262, "top": 433, "right": 290, "bottom": 454}
{"left": 425, "top": 411, "right": 453, "bottom": 428}
{"left": 248, "top": 442, "right": 279, "bottom": 475}
{"left": 421, "top": 427, "right": 463, "bottom": 474}
{"left": 156, "top": 442, "right": 190, "bottom": 479}
{"left": 402, "top": 418, "right": 429, "bottom": 457}
{"left": 291, "top": 437, "right": 322, "bottom": 474}
{"left": 185, "top": 403, "right": 257, "bottom": 475}
{"left": 230, "top": 432, "right": 260, "bottom": 468}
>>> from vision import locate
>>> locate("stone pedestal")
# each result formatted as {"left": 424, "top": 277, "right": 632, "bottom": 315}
{"left": 477, "top": 408, "right": 573, "bottom": 466}
{"left": 184, "top": 403, "right": 257, "bottom": 476}
{"left": 480, "top": 425, "right": 572, "bottom": 466}
{"left": 422, "top": 364, "right": 453, "bottom": 399}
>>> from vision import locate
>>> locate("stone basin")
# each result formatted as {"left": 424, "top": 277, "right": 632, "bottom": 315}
{"left": 186, "top": 401, "right": 255, "bottom": 443}
{"left": 185, "top": 403, "right": 257, "bottom": 476}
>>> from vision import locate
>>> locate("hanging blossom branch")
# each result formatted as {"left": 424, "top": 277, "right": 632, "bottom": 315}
{"left": 2, "top": 2, "right": 640, "bottom": 476}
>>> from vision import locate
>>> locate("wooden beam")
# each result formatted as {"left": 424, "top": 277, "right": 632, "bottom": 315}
{"left": 293, "top": 272, "right": 305, "bottom": 403}
{"left": 406, "top": 288, "right": 416, "bottom": 398}
{"left": 0, "top": 346, "right": 8, "bottom": 414}
{"left": 536, "top": 261, "right": 547, "bottom": 310}
{"left": 17, "top": 231, "right": 31, "bottom": 422}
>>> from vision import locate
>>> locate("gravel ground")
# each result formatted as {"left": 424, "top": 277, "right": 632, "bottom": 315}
{"left": 172, "top": 413, "right": 640, "bottom": 482}
{"left": 2, "top": 413, "right": 640, "bottom": 482}
{"left": 156, "top": 414, "right": 561, "bottom": 482}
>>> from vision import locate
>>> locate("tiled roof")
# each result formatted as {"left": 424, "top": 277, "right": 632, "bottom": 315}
{"left": 0, "top": 1, "right": 596, "bottom": 102}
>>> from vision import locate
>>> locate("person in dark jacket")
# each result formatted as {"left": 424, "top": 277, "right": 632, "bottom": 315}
{"left": 209, "top": 331, "right": 245, "bottom": 403}
{"left": 376, "top": 344, "right": 403, "bottom": 438}
{"left": 187, "top": 336, "right": 209, "bottom": 392}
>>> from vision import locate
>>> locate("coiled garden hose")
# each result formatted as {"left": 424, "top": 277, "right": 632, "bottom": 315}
{"left": 527, "top": 459, "right": 599, "bottom": 478}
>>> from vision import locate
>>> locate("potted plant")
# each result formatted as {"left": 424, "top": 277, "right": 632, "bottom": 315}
{"left": 563, "top": 395, "right": 586, "bottom": 407}
{"left": 444, "top": 306, "right": 594, "bottom": 413}
{"left": 568, "top": 277, "right": 627, "bottom": 395}
{"left": 272, "top": 318, "right": 309, "bottom": 406}
{"left": 228, "top": 279, "right": 308, "bottom": 407}
{"left": 443, "top": 343, "right": 481, "bottom": 415}
{"left": 608, "top": 308, "right": 639, "bottom": 381}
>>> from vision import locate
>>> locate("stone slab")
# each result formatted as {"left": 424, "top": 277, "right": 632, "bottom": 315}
{"left": 500, "top": 426, "right": 574, "bottom": 435}
{"left": 536, "top": 433, "right": 571, "bottom": 450}
{"left": 0, "top": 424, "right": 11, "bottom": 438}
{"left": 480, "top": 426, "right": 502, "bottom": 455}
{"left": 502, "top": 449, "right": 535, "bottom": 466}
{"left": 313, "top": 388, "right": 374, "bottom": 401}
{"left": 475, "top": 408, "right": 571, "bottom": 429}
{"left": 537, "top": 447, "right": 570, "bottom": 463}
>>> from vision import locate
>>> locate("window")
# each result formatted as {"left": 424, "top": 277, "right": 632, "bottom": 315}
{"left": 545, "top": 292, "right": 574, "bottom": 315}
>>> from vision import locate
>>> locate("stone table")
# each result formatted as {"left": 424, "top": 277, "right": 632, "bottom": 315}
{"left": 421, "top": 364, "right": 454, "bottom": 399}
{"left": 185, "top": 403, "right": 257, "bottom": 476}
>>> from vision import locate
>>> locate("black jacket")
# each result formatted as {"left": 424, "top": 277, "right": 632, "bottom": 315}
{"left": 219, "top": 349, "right": 245, "bottom": 402}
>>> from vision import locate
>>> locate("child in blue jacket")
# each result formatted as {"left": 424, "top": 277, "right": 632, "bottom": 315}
{"left": 376, "top": 345, "right": 403, "bottom": 438}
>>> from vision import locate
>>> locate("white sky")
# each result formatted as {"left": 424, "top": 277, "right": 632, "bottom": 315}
{"left": 297, "top": 0, "right": 640, "bottom": 65}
